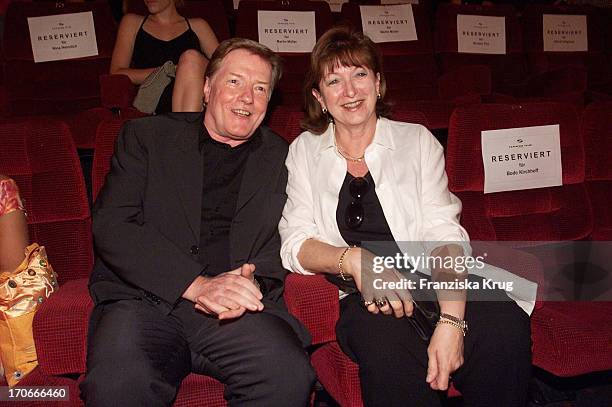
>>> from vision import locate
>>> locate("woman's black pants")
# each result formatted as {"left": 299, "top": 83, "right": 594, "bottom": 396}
{"left": 335, "top": 285, "right": 532, "bottom": 407}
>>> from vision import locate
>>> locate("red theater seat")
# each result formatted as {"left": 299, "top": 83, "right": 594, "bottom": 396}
{"left": 521, "top": 4, "right": 609, "bottom": 92}
{"left": 435, "top": 3, "right": 527, "bottom": 97}
{"left": 340, "top": 2, "right": 438, "bottom": 100}
{"left": 446, "top": 102, "right": 590, "bottom": 242}
{"left": 581, "top": 101, "right": 612, "bottom": 241}
{"left": 0, "top": 118, "right": 93, "bottom": 284}
{"left": 91, "top": 118, "right": 131, "bottom": 201}
{"left": 2, "top": 1, "right": 116, "bottom": 115}
{"left": 446, "top": 102, "right": 612, "bottom": 377}
{"left": 266, "top": 105, "right": 304, "bottom": 144}
{"left": 235, "top": 0, "right": 333, "bottom": 106}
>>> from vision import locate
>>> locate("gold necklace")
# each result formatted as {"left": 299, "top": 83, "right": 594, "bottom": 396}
{"left": 336, "top": 145, "right": 365, "bottom": 163}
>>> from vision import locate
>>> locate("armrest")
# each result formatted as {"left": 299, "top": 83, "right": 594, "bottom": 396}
{"left": 99, "top": 74, "right": 137, "bottom": 111}
{"left": 471, "top": 242, "right": 545, "bottom": 310}
{"left": 284, "top": 274, "right": 339, "bottom": 346}
{"left": 32, "top": 278, "right": 93, "bottom": 376}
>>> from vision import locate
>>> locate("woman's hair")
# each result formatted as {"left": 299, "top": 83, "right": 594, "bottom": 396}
{"left": 174, "top": 0, "right": 184, "bottom": 7}
{"left": 205, "top": 38, "right": 283, "bottom": 94}
{"left": 301, "top": 26, "right": 391, "bottom": 135}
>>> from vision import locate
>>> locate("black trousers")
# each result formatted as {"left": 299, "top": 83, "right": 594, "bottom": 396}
{"left": 336, "top": 283, "right": 532, "bottom": 407}
{"left": 80, "top": 297, "right": 316, "bottom": 407}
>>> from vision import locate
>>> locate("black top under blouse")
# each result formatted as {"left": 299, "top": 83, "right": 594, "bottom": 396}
{"left": 131, "top": 15, "right": 201, "bottom": 113}
{"left": 336, "top": 172, "right": 396, "bottom": 247}
{"left": 329, "top": 172, "right": 404, "bottom": 291}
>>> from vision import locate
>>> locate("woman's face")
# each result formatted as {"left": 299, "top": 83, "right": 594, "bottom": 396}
{"left": 313, "top": 64, "right": 380, "bottom": 132}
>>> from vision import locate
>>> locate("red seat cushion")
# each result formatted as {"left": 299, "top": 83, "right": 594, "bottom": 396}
{"left": 531, "top": 302, "right": 612, "bottom": 377}
{"left": 174, "top": 374, "right": 226, "bottom": 407}
{"left": 284, "top": 274, "right": 339, "bottom": 346}
{"left": 17, "top": 367, "right": 83, "bottom": 407}
{"left": 33, "top": 279, "right": 92, "bottom": 376}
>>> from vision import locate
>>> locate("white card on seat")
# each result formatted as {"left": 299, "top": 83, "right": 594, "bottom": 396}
{"left": 543, "top": 14, "right": 588, "bottom": 52}
{"left": 481, "top": 125, "right": 563, "bottom": 194}
{"left": 257, "top": 11, "right": 316, "bottom": 53}
{"left": 27, "top": 12, "right": 98, "bottom": 63}
{"left": 457, "top": 14, "right": 506, "bottom": 55}
{"left": 360, "top": 4, "right": 418, "bottom": 43}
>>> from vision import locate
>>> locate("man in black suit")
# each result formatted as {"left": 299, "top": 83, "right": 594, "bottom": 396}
{"left": 81, "top": 38, "right": 315, "bottom": 406}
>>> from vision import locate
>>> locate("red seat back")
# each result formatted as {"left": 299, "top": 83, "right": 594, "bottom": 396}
{"left": 434, "top": 3, "right": 526, "bottom": 94}
{"left": 92, "top": 119, "right": 131, "bottom": 202}
{"left": 235, "top": 0, "right": 333, "bottom": 105}
{"left": 0, "top": 118, "right": 93, "bottom": 283}
{"left": 339, "top": 2, "right": 437, "bottom": 100}
{"left": 521, "top": 4, "right": 609, "bottom": 88}
{"left": 266, "top": 105, "right": 304, "bottom": 144}
{"left": 446, "top": 102, "right": 592, "bottom": 241}
{"left": 3, "top": 1, "right": 116, "bottom": 115}
{"left": 581, "top": 101, "right": 612, "bottom": 240}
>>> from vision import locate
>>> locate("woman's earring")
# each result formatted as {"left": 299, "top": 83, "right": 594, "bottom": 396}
{"left": 377, "top": 93, "right": 381, "bottom": 100}
{"left": 322, "top": 107, "right": 327, "bottom": 114}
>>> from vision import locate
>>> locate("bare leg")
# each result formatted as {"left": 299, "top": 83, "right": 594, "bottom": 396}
{"left": 0, "top": 176, "right": 28, "bottom": 274}
{"left": 172, "top": 49, "right": 208, "bottom": 112}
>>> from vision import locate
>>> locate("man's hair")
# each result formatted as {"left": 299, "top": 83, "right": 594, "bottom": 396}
{"left": 301, "top": 26, "right": 391, "bottom": 135}
{"left": 205, "top": 38, "right": 283, "bottom": 94}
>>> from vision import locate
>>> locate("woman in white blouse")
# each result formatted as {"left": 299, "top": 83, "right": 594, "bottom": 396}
{"left": 279, "top": 26, "right": 532, "bottom": 406}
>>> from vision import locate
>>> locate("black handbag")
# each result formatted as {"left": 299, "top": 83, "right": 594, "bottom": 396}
{"left": 408, "top": 296, "right": 440, "bottom": 342}
{"left": 326, "top": 273, "right": 440, "bottom": 342}
{"left": 403, "top": 272, "right": 440, "bottom": 342}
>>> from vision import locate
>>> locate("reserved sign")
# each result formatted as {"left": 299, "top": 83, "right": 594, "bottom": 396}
{"left": 27, "top": 12, "right": 98, "bottom": 63}
{"left": 481, "top": 125, "right": 562, "bottom": 194}
{"left": 257, "top": 11, "right": 316, "bottom": 53}
{"left": 457, "top": 14, "right": 506, "bottom": 54}
{"left": 543, "top": 14, "right": 587, "bottom": 52}
{"left": 360, "top": 4, "right": 417, "bottom": 43}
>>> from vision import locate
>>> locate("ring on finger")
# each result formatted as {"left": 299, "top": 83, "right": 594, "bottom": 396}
{"left": 374, "top": 297, "right": 388, "bottom": 308}
{"left": 363, "top": 300, "right": 374, "bottom": 307}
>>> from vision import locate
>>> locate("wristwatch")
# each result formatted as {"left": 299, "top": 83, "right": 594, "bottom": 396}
{"left": 438, "top": 313, "right": 469, "bottom": 336}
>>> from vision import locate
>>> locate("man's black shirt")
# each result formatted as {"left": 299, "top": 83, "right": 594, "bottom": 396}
{"left": 198, "top": 126, "right": 262, "bottom": 276}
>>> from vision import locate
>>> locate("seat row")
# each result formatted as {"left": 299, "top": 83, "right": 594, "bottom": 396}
{"left": 0, "top": 101, "right": 610, "bottom": 405}
{"left": 1, "top": 0, "right": 610, "bottom": 130}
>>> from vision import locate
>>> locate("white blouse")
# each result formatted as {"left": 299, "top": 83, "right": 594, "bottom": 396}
{"left": 279, "top": 118, "right": 537, "bottom": 314}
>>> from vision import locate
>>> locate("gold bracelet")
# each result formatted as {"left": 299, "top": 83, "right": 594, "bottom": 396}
{"left": 436, "top": 318, "right": 467, "bottom": 337}
{"left": 338, "top": 247, "right": 353, "bottom": 281}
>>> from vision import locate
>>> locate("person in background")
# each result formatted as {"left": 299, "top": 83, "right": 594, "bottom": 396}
{"left": 110, "top": 0, "right": 218, "bottom": 113}
{"left": 0, "top": 175, "right": 55, "bottom": 387}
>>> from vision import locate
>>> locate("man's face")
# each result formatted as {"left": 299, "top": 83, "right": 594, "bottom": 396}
{"left": 203, "top": 49, "right": 273, "bottom": 146}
